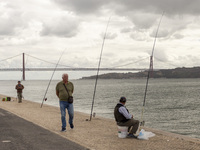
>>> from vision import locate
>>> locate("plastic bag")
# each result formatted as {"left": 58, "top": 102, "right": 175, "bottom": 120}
{"left": 137, "top": 129, "right": 155, "bottom": 140}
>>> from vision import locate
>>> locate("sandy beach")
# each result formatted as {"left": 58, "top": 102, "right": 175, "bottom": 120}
{"left": 0, "top": 94, "right": 200, "bottom": 150}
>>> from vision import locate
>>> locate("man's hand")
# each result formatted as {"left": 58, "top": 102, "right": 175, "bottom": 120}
{"left": 56, "top": 91, "right": 59, "bottom": 98}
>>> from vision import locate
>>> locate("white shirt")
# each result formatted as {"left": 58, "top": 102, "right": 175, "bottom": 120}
{"left": 118, "top": 103, "right": 132, "bottom": 119}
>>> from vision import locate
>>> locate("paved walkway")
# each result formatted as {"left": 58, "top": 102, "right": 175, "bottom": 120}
{"left": 0, "top": 108, "right": 88, "bottom": 150}
{"left": 1, "top": 96, "right": 200, "bottom": 150}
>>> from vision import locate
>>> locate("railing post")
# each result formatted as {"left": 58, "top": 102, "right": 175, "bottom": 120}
{"left": 22, "top": 53, "right": 25, "bottom": 81}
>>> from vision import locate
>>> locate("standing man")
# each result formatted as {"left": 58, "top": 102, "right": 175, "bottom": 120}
{"left": 114, "top": 97, "right": 139, "bottom": 138}
{"left": 15, "top": 81, "right": 24, "bottom": 103}
{"left": 56, "top": 73, "right": 74, "bottom": 132}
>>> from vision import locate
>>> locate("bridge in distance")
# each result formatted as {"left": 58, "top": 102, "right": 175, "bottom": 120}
{"left": 0, "top": 67, "right": 152, "bottom": 71}
{"left": 0, "top": 53, "right": 160, "bottom": 80}
{"left": 0, "top": 67, "right": 161, "bottom": 80}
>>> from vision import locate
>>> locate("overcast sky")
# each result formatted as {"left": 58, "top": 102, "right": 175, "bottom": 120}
{"left": 1, "top": 0, "right": 200, "bottom": 79}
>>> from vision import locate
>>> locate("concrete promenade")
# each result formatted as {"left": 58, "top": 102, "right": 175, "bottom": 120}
{"left": 0, "top": 94, "right": 200, "bottom": 150}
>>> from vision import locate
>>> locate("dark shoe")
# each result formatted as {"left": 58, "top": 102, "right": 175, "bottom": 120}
{"left": 127, "top": 134, "right": 137, "bottom": 138}
{"left": 70, "top": 124, "right": 74, "bottom": 129}
{"left": 61, "top": 128, "right": 66, "bottom": 132}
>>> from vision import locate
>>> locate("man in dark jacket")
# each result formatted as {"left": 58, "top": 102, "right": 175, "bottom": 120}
{"left": 114, "top": 97, "right": 139, "bottom": 138}
{"left": 15, "top": 81, "right": 24, "bottom": 103}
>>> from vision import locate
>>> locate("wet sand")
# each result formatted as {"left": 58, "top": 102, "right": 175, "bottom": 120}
{"left": 0, "top": 94, "right": 200, "bottom": 150}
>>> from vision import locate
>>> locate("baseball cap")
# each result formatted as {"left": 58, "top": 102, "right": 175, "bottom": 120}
{"left": 119, "top": 97, "right": 126, "bottom": 102}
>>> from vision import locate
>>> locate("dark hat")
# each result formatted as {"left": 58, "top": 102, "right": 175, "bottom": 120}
{"left": 119, "top": 97, "right": 126, "bottom": 103}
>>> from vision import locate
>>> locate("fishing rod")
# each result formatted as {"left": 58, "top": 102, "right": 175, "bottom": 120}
{"left": 140, "top": 12, "right": 164, "bottom": 126}
{"left": 88, "top": 17, "right": 111, "bottom": 121}
{"left": 40, "top": 50, "right": 65, "bottom": 108}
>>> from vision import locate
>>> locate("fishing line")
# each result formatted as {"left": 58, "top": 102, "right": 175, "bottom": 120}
{"left": 154, "top": 56, "right": 179, "bottom": 68}
{"left": 26, "top": 53, "right": 70, "bottom": 67}
{"left": 40, "top": 50, "right": 65, "bottom": 108}
{"left": 111, "top": 56, "right": 149, "bottom": 68}
{"left": 0, "top": 54, "right": 21, "bottom": 62}
{"left": 140, "top": 12, "right": 164, "bottom": 126}
{"left": 88, "top": 17, "right": 111, "bottom": 121}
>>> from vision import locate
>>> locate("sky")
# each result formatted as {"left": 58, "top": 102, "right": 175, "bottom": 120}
{"left": 1, "top": 0, "right": 200, "bottom": 80}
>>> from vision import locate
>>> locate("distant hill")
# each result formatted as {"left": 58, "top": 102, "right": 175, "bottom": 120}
{"left": 81, "top": 67, "right": 200, "bottom": 79}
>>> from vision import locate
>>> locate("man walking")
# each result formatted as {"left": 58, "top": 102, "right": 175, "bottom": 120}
{"left": 56, "top": 73, "right": 74, "bottom": 132}
{"left": 114, "top": 97, "right": 139, "bottom": 138}
{"left": 15, "top": 81, "right": 24, "bottom": 103}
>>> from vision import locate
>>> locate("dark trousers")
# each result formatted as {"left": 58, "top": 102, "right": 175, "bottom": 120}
{"left": 17, "top": 92, "right": 23, "bottom": 103}
{"left": 117, "top": 119, "right": 139, "bottom": 134}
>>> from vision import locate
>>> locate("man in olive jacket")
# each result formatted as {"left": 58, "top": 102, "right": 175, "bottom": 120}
{"left": 56, "top": 73, "right": 74, "bottom": 132}
{"left": 114, "top": 97, "right": 139, "bottom": 138}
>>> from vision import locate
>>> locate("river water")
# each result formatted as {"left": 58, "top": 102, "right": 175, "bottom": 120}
{"left": 0, "top": 78, "right": 199, "bottom": 139}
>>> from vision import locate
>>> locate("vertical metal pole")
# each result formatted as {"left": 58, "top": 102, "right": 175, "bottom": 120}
{"left": 22, "top": 53, "right": 25, "bottom": 81}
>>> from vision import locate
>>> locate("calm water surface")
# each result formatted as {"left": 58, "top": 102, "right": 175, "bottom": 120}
{"left": 0, "top": 78, "right": 199, "bottom": 139}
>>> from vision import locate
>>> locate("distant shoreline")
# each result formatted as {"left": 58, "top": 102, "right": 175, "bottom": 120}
{"left": 81, "top": 67, "right": 200, "bottom": 79}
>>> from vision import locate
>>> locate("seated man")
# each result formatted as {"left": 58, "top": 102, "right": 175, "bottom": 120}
{"left": 114, "top": 97, "right": 139, "bottom": 138}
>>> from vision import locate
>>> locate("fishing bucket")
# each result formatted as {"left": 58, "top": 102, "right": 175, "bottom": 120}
{"left": 117, "top": 126, "right": 128, "bottom": 138}
{"left": 6, "top": 97, "right": 11, "bottom": 101}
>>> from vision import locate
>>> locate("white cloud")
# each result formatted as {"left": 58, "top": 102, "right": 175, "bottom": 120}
{"left": 0, "top": 4, "right": 25, "bottom": 36}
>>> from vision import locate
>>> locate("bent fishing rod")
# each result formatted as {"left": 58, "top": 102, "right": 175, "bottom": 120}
{"left": 88, "top": 17, "right": 111, "bottom": 121}
{"left": 140, "top": 12, "right": 164, "bottom": 126}
{"left": 40, "top": 50, "right": 65, "bottom": 108}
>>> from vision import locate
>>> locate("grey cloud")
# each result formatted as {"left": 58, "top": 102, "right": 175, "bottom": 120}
{"left": 174, "top": 55, "right": 200, "bottom": 67}
{"left": 130, "top": 31, "right": 148, "bottom": 41}
{"left": 0, "top": 19, "right": 15, "bottom": 35}
{"left": 120, "top": 27, "right": 132, "bottom": 33}
{"left": 129, "top": 13, "right": 192, "bottom": 40}
{"left": 125, "top": 13, "right": 158, "bottom": 30}
{"left": 150, "top": 29, "right": 169, "bottom": 38}
{"left": 154, "top": 48, "right": 168, "bottom": 62}
{"left": 53, "top": 0, "right": 200, "bottom": 29}
{"left": 40, "top": 16, "right": 80, "bottom": 37}
{"left": 53, "top": 0, "right": 200, "bottom": 16}
{"left": 53, "top": 0, "right": 107, "bottom": 14}
{"left": 52, "top": 0, "right": 200, "bottom": 41}
{"left": 114, "top": 0, "right": 200, "bottom": 16}
{"left": 103, "top": 32, "right": 118, "bottom": 40}
{"left": 173, "top": 34, "right": 184, "bottom": 39}
{"left": 158, "top": 15, "right": 193, "bottom": 38}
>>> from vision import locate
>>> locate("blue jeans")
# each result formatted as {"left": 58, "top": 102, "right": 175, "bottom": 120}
{"left": 59, "top": 101, "right": 74, "bottom": 129}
